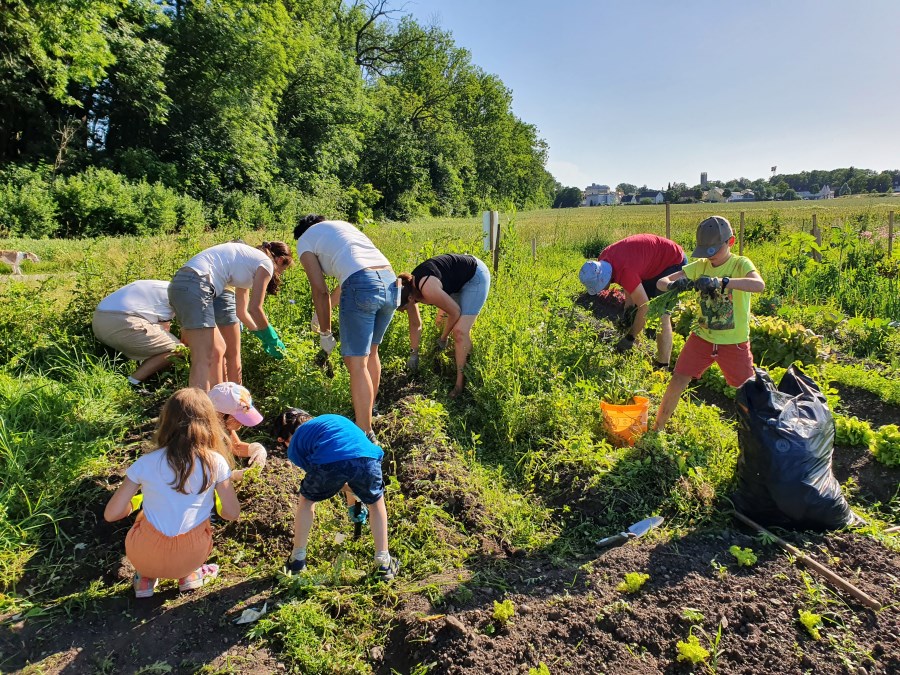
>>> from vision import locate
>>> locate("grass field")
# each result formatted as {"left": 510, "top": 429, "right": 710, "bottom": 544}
{"left": 1, "top": 198, "right": 899, "bottom": 674}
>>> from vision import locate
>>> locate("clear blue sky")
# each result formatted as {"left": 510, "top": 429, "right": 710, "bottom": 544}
{"left": 406, "top": 0, "right": 900, "bottom": 190}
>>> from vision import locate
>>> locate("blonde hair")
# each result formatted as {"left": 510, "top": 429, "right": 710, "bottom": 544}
{"left": 153, "top": 388, "right": 233, "bottom": 494}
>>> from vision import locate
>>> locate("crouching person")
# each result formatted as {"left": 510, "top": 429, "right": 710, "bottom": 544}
{"left": 104, "top": 388, "right": 240, "bottom": 597}
{"left": 274, "top": 408, "right": 400, "bottom": 580}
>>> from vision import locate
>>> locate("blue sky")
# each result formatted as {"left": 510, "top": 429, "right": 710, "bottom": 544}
{"left": 406, "top": 0, "right": 900, "bottom": 190}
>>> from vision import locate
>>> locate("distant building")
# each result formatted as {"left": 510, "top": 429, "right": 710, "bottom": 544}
{"left": 701, "top": 172, "right": 708, "bottom": 187}
{"left": 727, "top": 189, "right": 756, "bottom": 202}
{"left": 705, "top": 187, "right": 727, "bottom": 203}
{"left": 622, "top": 190, "right": 664, "bottom": 205}
{"left": 796, "top": 185, "right": 835, "bottom": 200}
{"left": 582, "top": 184, "right": 618, "bottom": 206}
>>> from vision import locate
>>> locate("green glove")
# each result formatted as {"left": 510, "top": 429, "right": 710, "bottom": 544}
{"left": 251, "top": 325, "right": 286, "bottom": 360}
{"left": 130, "top": 493, "right": 143, "bottom": 513}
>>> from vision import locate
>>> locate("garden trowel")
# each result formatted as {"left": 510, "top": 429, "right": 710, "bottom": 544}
{"left": 596, "top": 516, "right": 664, "bottom": 548}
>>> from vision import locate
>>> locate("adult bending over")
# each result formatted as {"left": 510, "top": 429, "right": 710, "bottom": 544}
{"left": 579, "top": 234, "right": 687, "bottom": 367}
{"left": 294, "top": 215, "right": 398, "bottom": 441}
{"left": 92, "top": 280, "right": 181, "bottom": 392}
{"left": 168, "top": 241, "right": 293, "bottom": 390}
{"left": 398, "top": 253, "right": 491, "bottom": 397}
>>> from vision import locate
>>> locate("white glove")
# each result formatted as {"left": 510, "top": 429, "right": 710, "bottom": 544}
{"left": 247, "top": 442, "right": 267, "bottom": 468}
{"left": 310, "top": 312, "right": 320, "bottom": 332}
{"left": 319, "top": 331, "right": 337, "bottom": 354}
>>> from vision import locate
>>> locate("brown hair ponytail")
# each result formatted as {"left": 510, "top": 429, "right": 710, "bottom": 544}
{"left": 257, "top": 240, "right": 293, "bottom": 295}
{"left": 398, "top": 272, "right": 418, "bottom": 308}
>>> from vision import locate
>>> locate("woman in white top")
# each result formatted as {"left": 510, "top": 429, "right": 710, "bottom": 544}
{"left": 92, "top": 280, "right": 181, "bottom": 390}
{"left": 104, "top": 388, "right": 240, "bottom": 598}
{"left": 168, "top": 241, "right": 293, "bottom": 390}
{"left": 294, "top": 215, "right": 398, "bottom": 441}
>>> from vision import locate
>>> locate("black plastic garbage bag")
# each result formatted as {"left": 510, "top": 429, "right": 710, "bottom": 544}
{"left": 732, "top": 365, "right": 854, "bottom": 530}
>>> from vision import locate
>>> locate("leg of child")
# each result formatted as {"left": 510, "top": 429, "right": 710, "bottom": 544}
{"left": 653, "top": 372, "right": 692, "bottom": 431}
{"left": 656, "top": 314, "right": 674, "bottom": 366}
{"left": 368, "top": 496, "right": 389, "bottom": 554}
{"left": 340, "top": 483, "right": 357, "bottom": 507}
{"left": 291, "top": 495, "right": 316, "bottom": 561}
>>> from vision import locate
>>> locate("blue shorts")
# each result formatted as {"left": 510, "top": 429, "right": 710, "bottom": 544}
{"left": 642, "top": 256, "right": 688, "bottom": 300}
{"left": 339, "top": 269, "right": 399, "bottom": 357}
{"left": 168, "top": 268, "right": 217, "bottom": 330}
{"left": 451, "top": 258, "right": 491, "bottom": 316}
{"left": 213, "top": 289, "right": 238, "bottom": 326}
{"left": 299, "top": 457, "right": 385, "bottom": 504}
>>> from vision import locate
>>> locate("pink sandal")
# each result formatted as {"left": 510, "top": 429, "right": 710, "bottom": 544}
{"left": 178, "top": 563, "right": 219, "bottom": 592}
{"left": 133, "top": 574, "right": 159, "bottom": 598}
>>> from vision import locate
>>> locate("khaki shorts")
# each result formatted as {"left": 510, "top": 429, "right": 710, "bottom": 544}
{"left": 92, "top": 310, "right": 180, "bottom": 361}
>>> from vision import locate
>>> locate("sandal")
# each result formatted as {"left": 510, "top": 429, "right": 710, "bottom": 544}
{"left": 178, "top": 563, "right": 219, "bottom": 592}
{"left": 133, "top": 574, "right": 159, "bottom": 598}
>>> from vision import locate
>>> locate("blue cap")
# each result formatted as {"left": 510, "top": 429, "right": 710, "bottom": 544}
{"left": 579, "top": 260, "right": 613, "bottom": 295}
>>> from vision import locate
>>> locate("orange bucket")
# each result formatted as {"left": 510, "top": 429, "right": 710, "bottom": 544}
{"left": 600, "top": 396, "right": 649, "bottom": 446}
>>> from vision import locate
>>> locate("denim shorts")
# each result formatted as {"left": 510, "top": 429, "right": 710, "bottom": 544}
{"left": 451, "top": 258, "right": 491, "bottom": 316}
{"left": 213, "top": 289, "right": 238, "bottom": 326}
{"left": 168, "top": 267, "right": 217, "bottom": 330}
{"left": 299, "top": 457, "right": 385, "bottom": 504}
{"left": 339, "top": 269, "right": 399, "bottom": 357}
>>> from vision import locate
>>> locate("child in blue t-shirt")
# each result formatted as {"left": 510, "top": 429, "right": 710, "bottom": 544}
{"left": 273, "top": 408, "right": 399, "bottom": 580}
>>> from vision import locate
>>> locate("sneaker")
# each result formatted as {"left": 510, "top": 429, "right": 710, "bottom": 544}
{"left": 377, "top": 556, "right": 400, "bottom": 581}
{"left": 365, "top": 430, "right": 380, "bottom": 446}
{"left": 286, "top": 557, "right": 307, "bottom": 573}
{"left": 372, "top": 405, "right": 383, "bottom": 418}
{"left": 178, "top": 563, "right": 219, "bottom": 592}
{"left": 128, "top": 380, "right": 152, "bottom": 396}
{"left": 133, "top": 574, "right": 159, "bottom": 598}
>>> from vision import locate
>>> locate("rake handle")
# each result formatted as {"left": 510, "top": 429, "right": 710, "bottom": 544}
{"left": 732, "top": 511, "right": 882, "bottom": 611}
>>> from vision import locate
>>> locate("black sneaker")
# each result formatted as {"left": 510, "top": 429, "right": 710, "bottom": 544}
{"left": 286, "top": 557, "right": 307, "bottom": 573}
{"left": 377, "top": 556, "right": 400, "bottom": 581}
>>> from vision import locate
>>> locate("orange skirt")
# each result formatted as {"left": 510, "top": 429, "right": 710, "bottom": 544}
{"left": 125, "top": 512, "right": 213, "bottom": 580}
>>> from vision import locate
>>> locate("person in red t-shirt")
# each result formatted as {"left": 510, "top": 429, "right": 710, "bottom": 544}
{"left": 579, "top": 234, "right": 687, "bottom": 367}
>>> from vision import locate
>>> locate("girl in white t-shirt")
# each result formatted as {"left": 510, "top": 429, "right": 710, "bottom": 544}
{"left": 168, "top": 241, "right": 294, "bottom": 390}
{"left": 104, "top": 388, "right": 240, "bottom": 598}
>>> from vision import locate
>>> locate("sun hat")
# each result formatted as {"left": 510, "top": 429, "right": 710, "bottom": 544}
{"left": 692, "top": 216, "right": 734, "bottom": 258}
{"left": 208, "top": 382, "right": 263, "bottom": 426}
{"left": 579, "top": 260, "right": 613, "bottom": 295}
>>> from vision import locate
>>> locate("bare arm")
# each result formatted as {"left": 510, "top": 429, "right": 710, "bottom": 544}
{"left": 657, "top": 270, "right": 686, "bottom": 292}
{"left": 300, "top": 252, "right": 332, "bottom": 333}
{"left": 406, "top": 303, "right": 423, "bottom": 350}
{"left": 727, "top": 270, "right": 765, "bottom": 293}
{"left": 104, "top": 477, "right": 140, "bottom": 522}
{"left": 234, "top": 287, "right": 258, "bottom": 331}
{"left": 247, "top": 267, "right": 271, "bottom": 330}
{"left": 628, "top": 285, "right": 650, "bottom": 338}
{"left": 214, "top": 479, "right": 240, "bottom": 521}
{"left": 418, "top": 278, "right": 461, "bottom": 340}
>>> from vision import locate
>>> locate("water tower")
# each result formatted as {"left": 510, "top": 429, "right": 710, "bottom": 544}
{"left": 701, "top": 172, "right": 708, "bottom": 187}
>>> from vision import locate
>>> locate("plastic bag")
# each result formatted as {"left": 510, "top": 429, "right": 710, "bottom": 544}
{"left": 601, "top": 396, "right": 649, "bottom": 446}
{"left": 732, "top": 365, "right": 854, "bottom": 530}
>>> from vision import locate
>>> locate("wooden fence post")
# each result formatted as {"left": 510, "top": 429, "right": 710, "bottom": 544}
{"left": 890, "top": 211, "right": 895, "bottom": 257}
{"left": 811, "top": 213, "right": 822, "bottom": 262}
{"left": 665, "top": 202, "right": 670, "bottom": 239}
{"left": 739, "top": 211, "right": 745, "bottom": 255}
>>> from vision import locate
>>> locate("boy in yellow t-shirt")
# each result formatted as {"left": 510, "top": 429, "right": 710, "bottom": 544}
{"left": 653, "top": 216, "right": 766, "bottom": 430}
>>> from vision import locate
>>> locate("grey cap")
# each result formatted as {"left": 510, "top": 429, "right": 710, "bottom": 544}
{"left": 692, "top": 216, "right": 734, "bottom": 258}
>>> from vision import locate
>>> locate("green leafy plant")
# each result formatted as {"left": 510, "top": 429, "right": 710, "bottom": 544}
{"left": 798, "top": 610, "right": 823, "bottom": 640}
{"left": 492, "top": 599, "right": 515, "bottom": 624}
{"left": 749, "top": 316, "right": 822, "bottom": 367}
{"left": 616, "top": 572, "right": 650, "bottom": 594}
{"left": 834, "top": 415, "right": 874, "bottom": 447}
{"left": 681, "top": 607, "right": 705, "bottom": 623}
{"left": 528, "top": 664, "right": 551, "bottom": 675}
{"left": 675, "top": 632, "right": 710, "bottom": 665}
{"left": 729, "top": 545, "right": 758, "bottom": 567}
{"left": 870, "top": 424, "right": 900, "bottom": 467}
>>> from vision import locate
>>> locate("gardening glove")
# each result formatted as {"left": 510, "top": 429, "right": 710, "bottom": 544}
{"left": 614, "top": 334, "right": 635, "bottom": 353}
{"left": 251, "top": 325, "right": 286, "bottom": 359}
{"left": 667, "top": 277, "right": 694, "bottom": 292}
{"left": 247, "top": 442, "right": 267, "bottom": 469}
{"left": 436, "top": 337, "right": 448, "bottom": 351}
{"left": 406, "top": 349, "right": 420, "bottom": 372}
{"left": 214, "top": 490, "right": 224, "bottom": 517}
{"left": 347, "top": 502, "right": 369, "bottom": 525}
{"left": 319, "top": 330, "right": 337, "bottom": 355}
{"left": 695, "top": 277, "right": 723, "bottom": 298}
{"left": 130, "top": 493, "right": 143, "bottom": 513}
{"left": 310, "top": 312, "right": 320, "bottom": 332}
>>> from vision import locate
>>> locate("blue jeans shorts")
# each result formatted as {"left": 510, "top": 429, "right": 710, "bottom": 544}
{"left": 339, "top": 269, "right": 399, "bottom": 357}
{"left": 299, "top": 457, "right": 385, "bottom": 504}
{"left": 451, "top": 258, "right": 491, "bottom": 316}
{"left": 168, "top": 267, "right": 217, "bottom": 330}
{"left": 213, "top": 289, "right": 238, "bottom": 326}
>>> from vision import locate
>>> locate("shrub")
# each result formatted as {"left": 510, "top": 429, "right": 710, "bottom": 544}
{"left": 749, "top": 316, "right": 822, "bottom": 367}
{"left": 345, "top": 183, "right": 382, "bottom": 226}
{"left": 0, "top": 164, "right": 59, "bottom": 237}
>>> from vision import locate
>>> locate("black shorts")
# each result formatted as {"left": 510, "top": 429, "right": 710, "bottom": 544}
{"left": 642, "top": 256, "right": 688, "bottom": 299}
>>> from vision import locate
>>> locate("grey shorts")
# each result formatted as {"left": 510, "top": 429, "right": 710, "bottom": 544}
{"left": 168, "top": 267, "right": 217, "bottom": 330}
{"left": 213, "top": 289, "right": 238, "bottom": 326}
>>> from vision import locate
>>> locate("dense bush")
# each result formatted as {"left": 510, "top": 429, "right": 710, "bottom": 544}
{"left": 0, "top": 165, "right": 58, "bottom": 237}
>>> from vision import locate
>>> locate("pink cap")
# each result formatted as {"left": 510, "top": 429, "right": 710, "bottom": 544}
{"left": 208, "top": 382, "right": 263, "bottom": 426}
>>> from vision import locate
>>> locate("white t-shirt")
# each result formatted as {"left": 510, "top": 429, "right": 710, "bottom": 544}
{"left": 97, "top": 280, "right": 175, "bottom": 323}
{"left": 126, "top": 449, "right": 232, "bottom": 537}
{"left": 296, "top": 220, "right": 390, "bottom": 284}
{"left": 183, "top": 243, "right": 275, "bottom": 296}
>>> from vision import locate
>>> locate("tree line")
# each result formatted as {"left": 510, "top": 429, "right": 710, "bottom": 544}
{"left": 0, "top": 0, "right": 556, "bottom": 237}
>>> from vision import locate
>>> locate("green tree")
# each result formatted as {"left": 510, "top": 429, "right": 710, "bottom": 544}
{"left": 839, "top": 182, "right": 851, "bottom": 196}
{"left": 783, "top": 188, "right": 797, "bottom": 201}
{"left": 553, "top": 187, "right": 582, "bottom": 208}
{"left": 617, "top": 182, "right": 637, "bottom": 195}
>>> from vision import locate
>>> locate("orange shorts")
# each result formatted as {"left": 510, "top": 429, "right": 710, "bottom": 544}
{"left": 674, "top": 333, "right": 755, "bottom": 387}
{"left": 125, "top": 512, "right": 213, "bottom": 580}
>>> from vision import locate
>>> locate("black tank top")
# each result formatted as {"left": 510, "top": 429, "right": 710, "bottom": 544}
{"left": 411, "top": 254, "right": 478, "bottom": 295}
